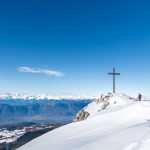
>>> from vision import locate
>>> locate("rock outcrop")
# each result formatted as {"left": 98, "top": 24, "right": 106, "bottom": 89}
{"left": 73, "top": 93, "right": 113, "bottom": 122}
{"left": 73, "top": 110, "right": 90, "bottom": 122}
{"left": 97, "top": 93, "right": 113, "bottom": 112}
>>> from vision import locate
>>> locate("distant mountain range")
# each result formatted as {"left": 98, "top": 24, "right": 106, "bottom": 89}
{"left": 0, "top": 93, "right": 96, "bottom": 100}
{"left": 0, "top": 98, "right": 92, "bottom": 126}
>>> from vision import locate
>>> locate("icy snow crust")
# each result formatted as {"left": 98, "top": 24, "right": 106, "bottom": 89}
{"left": 18, "top": 93, "right": 150, "bottom": 150}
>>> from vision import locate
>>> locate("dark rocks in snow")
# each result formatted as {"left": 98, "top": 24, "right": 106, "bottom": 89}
{"left": 97, "top": 93, "right": 113, "bottom": 112}
{"left": 73, "top": 110, "right": 89, "bottom": 122}
{"left": 96, "top": 93, "right": 113, "bottom": 104}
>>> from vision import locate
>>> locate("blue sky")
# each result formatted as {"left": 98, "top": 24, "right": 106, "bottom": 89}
{"left": 0, "top": 0, "right": 150, "bottom": 95}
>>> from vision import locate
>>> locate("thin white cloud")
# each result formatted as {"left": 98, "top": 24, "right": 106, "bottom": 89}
{"left": 18, "top": 66, "right": 64, "bottom": 77}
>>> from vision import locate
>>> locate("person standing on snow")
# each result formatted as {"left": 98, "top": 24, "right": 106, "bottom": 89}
{"left": 138, "top": 93, "right": 142, "bottom": 101}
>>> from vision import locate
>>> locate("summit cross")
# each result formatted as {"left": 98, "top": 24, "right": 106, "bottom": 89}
{"left": 108, "top": 68, "right": 120, "bottom": 93}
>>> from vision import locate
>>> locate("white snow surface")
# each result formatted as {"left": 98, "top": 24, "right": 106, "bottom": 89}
{"left": 18, "top": 93, "right": 150, "bottom": 150}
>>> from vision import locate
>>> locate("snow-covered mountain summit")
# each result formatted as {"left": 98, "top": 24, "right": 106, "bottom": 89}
{"left": 74, "top": 93, "right": 135, "bottom": 121}
{"left": 18, "top": 93, "right": 150, "bottom": 150}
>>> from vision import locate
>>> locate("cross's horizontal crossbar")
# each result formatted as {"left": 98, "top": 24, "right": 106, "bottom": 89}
{"left": 108, "top": 73, "right": 120, "bottom": 75}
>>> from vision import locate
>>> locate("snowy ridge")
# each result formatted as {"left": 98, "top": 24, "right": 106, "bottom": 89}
{"left": 86, "top": 93, "right": 136, "bottom": 118}
{"left": 0, "top": 93, "right": 96, "bottom": 100}
{"left": 18, "top": 93, "right": 150, "bottom": 150}
{"left": 73, "top": 93, "right": 135, "bottom": 122}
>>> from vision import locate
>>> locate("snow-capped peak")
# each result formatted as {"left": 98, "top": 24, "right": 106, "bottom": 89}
{"left": 0, "top": 93, "right": 96, "bottom": 100}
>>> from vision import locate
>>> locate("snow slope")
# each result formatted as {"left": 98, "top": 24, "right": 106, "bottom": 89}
{"left": 18, "top": 93, "right": 150, "bottom": 150}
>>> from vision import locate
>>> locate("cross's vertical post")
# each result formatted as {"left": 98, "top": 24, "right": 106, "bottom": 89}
{"left": 108, "top": 68, "right": 120, "bottom": 93}
{"left": 113, "top": 68, "right": 115, "bottom": 93}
